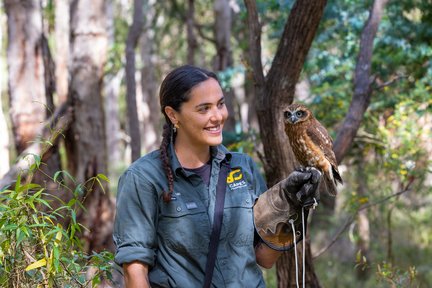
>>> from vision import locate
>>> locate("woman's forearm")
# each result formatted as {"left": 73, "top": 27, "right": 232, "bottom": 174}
{"left": 123, "top": 261, "right": 150, "bottom": 288}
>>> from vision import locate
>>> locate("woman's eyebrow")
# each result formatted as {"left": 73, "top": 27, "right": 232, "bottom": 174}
{"left": 195, "top": 96, "right": 225, "bottom": 109}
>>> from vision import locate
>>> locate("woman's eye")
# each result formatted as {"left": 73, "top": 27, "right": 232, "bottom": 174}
{"left": 198, "top": 106, "right": 210, "bottom": 113}
{"left": 217, "top": 101, "right": 225, "bottom": 109}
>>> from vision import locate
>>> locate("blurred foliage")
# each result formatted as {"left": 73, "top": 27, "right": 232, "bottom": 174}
{"left": 0, "top": 167, "right": 115, "bottom": 287}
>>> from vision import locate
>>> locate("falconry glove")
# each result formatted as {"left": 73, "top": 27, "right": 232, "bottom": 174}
{"left": 254, "top": 167, "right": 321, "bottom": 251}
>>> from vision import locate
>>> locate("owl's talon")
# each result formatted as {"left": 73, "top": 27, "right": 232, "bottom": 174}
{"left": 295, "top": 166, "right": 306, "bottom": 172}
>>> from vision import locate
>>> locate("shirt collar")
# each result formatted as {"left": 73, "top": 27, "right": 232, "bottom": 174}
{"left": 168, "top": 139, "right": 231, "bottom": 178}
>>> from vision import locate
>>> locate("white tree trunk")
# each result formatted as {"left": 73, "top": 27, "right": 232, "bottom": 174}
{"left": 4, "top": 0, "right": 46, "bottom": 154}
{"left": 66, "top": 0, "right": 114, "bottom": 253}
{"left": 139, "top": 1, "right": 160, "bottom": 153}
{"left": 54, "top": 0, "right": 70, "bottom": 104}
{"left": 0, "top": 12, "right": 10, "bottom": 178}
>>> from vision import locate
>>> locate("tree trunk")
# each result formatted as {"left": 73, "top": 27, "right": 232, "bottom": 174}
{"left": 104, "top": 1, "right": 123, "bottom": 170}
{"left": 0, "top": 19, "right": 9, "bottom": 179}
{"left": 213, "top": 0, "right": 236, "bottom": 133}
{"left": 0, "top": 97, "right": 9, "bottom": 179}
{"left": 4, "top": 0, "right": 46, "bottom": 154}
{"left": 140, "top": 2, "right": 160, "bottom": 153}
{"left": 125, "top": 0, "right": 143, "bottom": 162}
{"left": 54, "top": 0, "right": 70, "bottom": 104}
{"left": 66, "top": 0, "right": 114, "bottom": 252}
{"left": 244, "top": 0, "right": 327, "bottom": 287}
{"left": 186, "top": 0, "right": 197, "bottom": 64}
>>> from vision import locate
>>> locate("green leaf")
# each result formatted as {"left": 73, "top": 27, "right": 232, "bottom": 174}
{"left": 25, "top": 258, "right": 47, "bottom": 271}
{"left": 96, "top": 173, "right": 110, "bottom": 182}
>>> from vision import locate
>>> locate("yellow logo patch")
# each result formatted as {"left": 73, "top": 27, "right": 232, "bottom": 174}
{"left": 227, "top": 168, "right": 247, "bottom": 190}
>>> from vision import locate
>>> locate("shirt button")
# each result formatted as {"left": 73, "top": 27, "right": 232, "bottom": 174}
{"left": 176, "top": 207, "right": 182, "bottom": 212}
{"left": 245, "top": 199, "right": 250, "bottom": 204}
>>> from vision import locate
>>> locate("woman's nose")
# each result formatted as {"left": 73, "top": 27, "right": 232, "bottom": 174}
{"left": 210, "top": 107, "right": 223, "bottom": 122}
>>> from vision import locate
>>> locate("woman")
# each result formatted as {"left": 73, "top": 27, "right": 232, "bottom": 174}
{"left": 113, "top": 65, "right": 320, "bottom": 287}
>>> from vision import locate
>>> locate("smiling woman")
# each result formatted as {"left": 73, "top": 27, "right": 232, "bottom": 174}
{"left": 113, "top": 65, "right": 320, "bottom": 288}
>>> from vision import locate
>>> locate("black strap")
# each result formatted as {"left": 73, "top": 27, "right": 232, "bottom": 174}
{"left": 203, "top": 161, "right": 230, "bottom": 288}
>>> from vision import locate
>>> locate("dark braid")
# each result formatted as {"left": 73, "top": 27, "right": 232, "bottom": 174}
{"left": 160, "top": 123, "right": 174, "bottom": 202}
{"left": 159, "top": 65, "right": 219, "bottom": 202}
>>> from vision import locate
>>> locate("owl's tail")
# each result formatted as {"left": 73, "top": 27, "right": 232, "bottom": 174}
{"left": 324, "top": 165, "right": 343, "bottom": 196}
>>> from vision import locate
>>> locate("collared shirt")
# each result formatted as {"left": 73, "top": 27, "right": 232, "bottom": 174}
{"left": 113, "top": 144, "right": 267, "bottom": 287}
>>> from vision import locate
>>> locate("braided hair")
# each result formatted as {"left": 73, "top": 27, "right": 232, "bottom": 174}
{"left": 159, "top": 65, "right": 219, "bottom": 202}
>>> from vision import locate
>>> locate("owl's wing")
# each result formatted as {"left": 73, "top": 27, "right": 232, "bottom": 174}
{"left": 306, "top": 119, "right": 343, "bottom": 184}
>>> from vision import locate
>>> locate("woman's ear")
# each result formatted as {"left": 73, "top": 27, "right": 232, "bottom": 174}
{"left": 164, "top": 106, "right": 178, "bottom": 125}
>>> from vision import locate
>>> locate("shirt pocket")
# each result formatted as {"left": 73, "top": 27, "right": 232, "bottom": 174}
{"left": 158, "top": 198, "right": 209, "bottom": 253}
{"left": 223, "top": 185, "right": 255, "bottom": 247}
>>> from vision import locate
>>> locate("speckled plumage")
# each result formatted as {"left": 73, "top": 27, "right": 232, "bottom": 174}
{"left": 283, "top": 103, "right": 343, "bottom": 196}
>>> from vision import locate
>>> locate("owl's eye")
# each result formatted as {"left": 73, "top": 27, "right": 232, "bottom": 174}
{"left": 284, "top": 111, "right": 292, "bottom": 119}
{"left": 296, "top": 111, "right": 304, "bottom": 117}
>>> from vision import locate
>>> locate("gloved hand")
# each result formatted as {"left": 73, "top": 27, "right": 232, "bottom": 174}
{"left": 253, "top": 167, "right": 321, "bottom": 251}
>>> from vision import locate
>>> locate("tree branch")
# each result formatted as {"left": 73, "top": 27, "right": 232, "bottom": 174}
{"left": 333, "top": 0, "right": 389, "bottom": 163}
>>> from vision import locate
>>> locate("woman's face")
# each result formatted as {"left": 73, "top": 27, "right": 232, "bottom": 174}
{"left": 169, "top": 78, "right": 228, "bottom": 149}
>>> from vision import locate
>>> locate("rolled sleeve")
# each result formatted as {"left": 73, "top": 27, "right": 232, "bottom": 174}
{"left": 113, "top": 170, "right": 158, "bottom": 266}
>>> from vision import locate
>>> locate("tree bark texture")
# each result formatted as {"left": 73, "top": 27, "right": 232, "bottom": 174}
{"left": 186, "top": 0, "right": 197, "bottom": 65}
{"left": 0, "top": 18, "right": 10, "bottom": 179}
{"left": 54, "top": 0, "right": 70, "bottom": 104}
{"left": 4, "top": 0, "right": 47, "bottom": 154}
{"left": 213, "top": 0, "right": 236, "bottom": 132}
{"left": 125, "top": 0, "right": 144, "bottom": 162}
{"left": 333, "top": 0, "right": 389, "bottom": 163}
{"left": 244, "top": 0, "right": 327, "bottom": 287}
{"left": 140, "top": 7, "right": 161, "bottom": 153}
{"left": 0, "top": 97, "right": 10, "bottom": 179}
{"left": 67, "top": 0, "right": 114, "bottom": 252}
{"left": 105, "top": 2, "right": 123, "bottom": 169}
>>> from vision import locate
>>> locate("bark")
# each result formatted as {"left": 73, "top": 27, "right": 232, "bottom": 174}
{"left": 186, "top": 0, "right": 197, "bottom": 64}
{"left": 0, "top": 97, "right": 10, "bottom": 179}
{"left": 105, "top": 1, "right": 123, "bottom": 168}
{"left": 54, "top": 0, "right": 70, "bottom": 104}
{"left": 140, "top": 5, "right": 160, "bottom": 153}
{"left": 244, "top": 0, "right": 327, "bottom": 287}
{"left": 125, "top": 0, "right": 144, "bottom": 162}
{"left": 213, "top": 0, "right": 236, "bottom": 133}
{"left": 66, "top": 0, "right": 114, "bottom": 252}
{"left": 333, "top": 0, "right": 389, "bottom": 163}
{"left": 0, "top": 21, "right": 9, "bottom": 179}
{"left": 34, "top": 33, "right": 64, "bottom": 195}
{"left": 4, "top": 0, "right": 47, "bottom": 154}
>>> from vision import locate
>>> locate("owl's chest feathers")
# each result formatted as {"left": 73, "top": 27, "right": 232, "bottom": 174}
{"left": 286, "top": 126, "right": 329, "bottom": 171}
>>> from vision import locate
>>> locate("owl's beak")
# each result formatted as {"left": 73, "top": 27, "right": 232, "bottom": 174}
{"left": 289, "top": 115, "right": 299, "bottom": 123}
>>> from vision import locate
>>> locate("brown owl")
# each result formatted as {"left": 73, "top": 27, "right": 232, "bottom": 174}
{"left": 283, "top": 103, "right": 343, "bottom": 196}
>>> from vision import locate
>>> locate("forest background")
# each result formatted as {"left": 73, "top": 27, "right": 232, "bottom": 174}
{"left": 0, "top": 0, "right": 431, "bottom": 287}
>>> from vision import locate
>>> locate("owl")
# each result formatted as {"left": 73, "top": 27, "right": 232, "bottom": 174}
{"left": 283, "top": 103, "right": 343, "bottom": 196}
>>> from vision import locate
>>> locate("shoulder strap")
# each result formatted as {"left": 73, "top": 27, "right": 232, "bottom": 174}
{"left": 203, "top": 161, "right": 230, "bottom": 288}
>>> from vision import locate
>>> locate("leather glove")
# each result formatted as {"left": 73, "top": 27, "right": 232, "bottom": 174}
{"left": 254, "top": 167, "right": 321, "bottom": 251}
